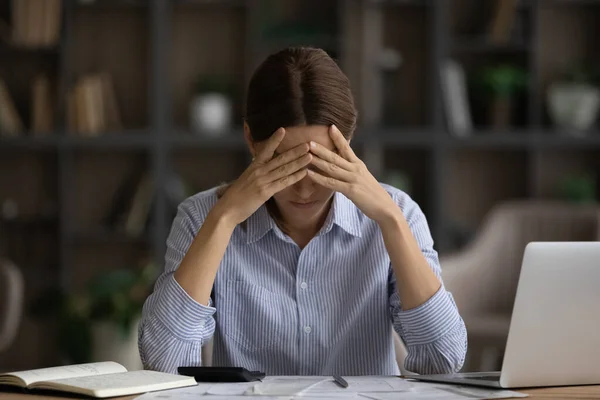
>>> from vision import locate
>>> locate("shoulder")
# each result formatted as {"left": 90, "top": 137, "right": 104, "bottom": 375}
{"left": 175, "top": 186, "right": 221, "bottom": 229}
{"left": 379, "top": 183, "right": 428, "bottom": 227}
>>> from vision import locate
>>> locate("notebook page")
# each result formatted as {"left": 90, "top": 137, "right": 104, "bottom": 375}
{"left": 30, "top": 370, "right": 196, "bottom": 398}
{"left": 3, "top": 361, "right": 127, "bottom": 387}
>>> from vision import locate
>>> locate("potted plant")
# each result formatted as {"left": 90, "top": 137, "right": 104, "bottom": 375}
{"left": 31, "top": 262, "right": 157, "bottom": 369}
{"left": 547, "top": 65, "right": 600, "bottom": 134}
{"left": 189, "top": 75, "right": 234, "bottom": 136}
{"left": 472, "top": 65, "right": 528, "bottom": 129}
{"left": 558, "top": 173, "right": 597, "bottom": 204}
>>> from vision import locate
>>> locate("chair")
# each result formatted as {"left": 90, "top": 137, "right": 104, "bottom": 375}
{"left": 440, "top": 200, "right": 600, "bottom": 372}
{"left": 0, "top": 258, "right": 24, "bottom": 353}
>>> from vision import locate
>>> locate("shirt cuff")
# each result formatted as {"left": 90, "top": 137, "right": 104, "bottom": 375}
{"left": 153, "top": 274, "right": 216, "bottom": 339}
{"left": 394, "top": 286, "right": 462, "bottom": 346}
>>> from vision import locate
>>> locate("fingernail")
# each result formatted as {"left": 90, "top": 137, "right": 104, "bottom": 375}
{"left": 310, "top": 141, "right": 316, "bottom": 148}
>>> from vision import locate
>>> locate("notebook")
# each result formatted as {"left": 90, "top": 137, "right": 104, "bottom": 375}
{"left": 0, "top": 361, "right": 197, "bottom": 398}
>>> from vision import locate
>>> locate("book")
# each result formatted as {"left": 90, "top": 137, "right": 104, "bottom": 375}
{"left": 440, "top": 59, "right": 472, "bottom": 137}
{"left": 0, "top": 361, "right": 197, "bottom": 398}
{"left": 0, "top": 78, "right": 25, "bottom": 136}
{"left": 31, "top": 74, "right": 54, "bottom": 134}
{"left": 488, "top": 0, "right": 517, "bottom": 44}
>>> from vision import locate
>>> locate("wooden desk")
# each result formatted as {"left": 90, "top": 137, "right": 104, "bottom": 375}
{"left": 1, "top": 385, "right": 600, "bottom": 399}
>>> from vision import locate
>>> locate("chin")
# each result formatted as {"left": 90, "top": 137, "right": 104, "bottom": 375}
{"left": 283, "top": 200, "right": 326, "bottom": 220}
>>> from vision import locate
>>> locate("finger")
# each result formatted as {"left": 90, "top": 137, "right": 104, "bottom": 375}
{"left": 307, "top": 170, "right": 350, "bottom": 193}
{"left": 309, "top": 140, "right": 354, "bottom": 171}
{"left": 264, "top": 143, "right": 310, "bottom": 173}
{"left": 309, "top": 155, "right": 353, "bottom": 182}
{"left": 267, "top": 168, "right": 309, "bottom": 195}
{"left": 255, "top": 127, "right": 286, "bottom": 163}
{"left": 330, "top": 124, "right": 359, "bottom": 162}
{"left": 267, "top": 153, "right": 312, "bottom": 182}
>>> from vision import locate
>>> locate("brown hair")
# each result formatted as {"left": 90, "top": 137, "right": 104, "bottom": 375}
{"left": 244, "top": 46, "right": 357, "bottom": 142}
{"left": 216, "top": 47, "right": 358, "bottom": 226}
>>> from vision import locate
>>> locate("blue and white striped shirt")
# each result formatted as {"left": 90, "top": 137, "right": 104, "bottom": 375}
{"left": 138, "top": 184, "right": 467, "bottom": 376}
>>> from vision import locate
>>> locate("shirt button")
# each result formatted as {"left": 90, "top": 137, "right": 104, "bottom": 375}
{"left": 304, "top": 326, "right": 312, "bottom": 334}
{"left": 300, "top": 282, "right": 308, "bottom": 289}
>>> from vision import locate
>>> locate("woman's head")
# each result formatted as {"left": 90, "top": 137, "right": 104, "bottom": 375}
{"left": 243, "top": 46, "right": 358, "bottom": 233}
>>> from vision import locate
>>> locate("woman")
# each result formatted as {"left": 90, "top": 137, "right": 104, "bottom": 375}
{"left": 139, "top": 47, "right": 467, "bottom": 376}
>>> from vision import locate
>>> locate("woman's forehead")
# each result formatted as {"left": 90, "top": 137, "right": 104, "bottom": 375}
{"left": 276, "top": 125, "right": 335, "bottom": 153}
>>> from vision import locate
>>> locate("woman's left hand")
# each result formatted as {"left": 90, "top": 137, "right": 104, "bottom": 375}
{"left": 307, "top": 125, "right": 399, "bottom": 225}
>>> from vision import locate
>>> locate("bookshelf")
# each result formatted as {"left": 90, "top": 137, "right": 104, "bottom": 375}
{"left": 1, "top": 0, "right": 599, "bottom": 370}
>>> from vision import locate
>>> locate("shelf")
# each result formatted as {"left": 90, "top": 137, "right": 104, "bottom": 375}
{"left": 534, "top": 131, "right": 600, "bottom": 149}
{"left": 450, "top": 37, "right": 531, "bottom": 53}
{"left": 0, "top": 135, "right": 61, "bottom": 150}
{"left": 357, "top": 127, "right": 436, "bottom": 147}
{"left": 445, "top": 131, "right": 534, "bottom": 149}
{"left": 365, "top": 0, "right": 431, "bottom": 6}
{"left": 73, "top": 0, "right": 148, "bottom": 8}
{"left": 175, "top": 0, "right": 246, "bottom": 6}
{"left": 0, "top": 43, "right": 61, "bottom": 56}
{"left": 64, "top": 131, "right": 153, "bottom": 149}
{"left": 169, "top": 130, "right": 247, "bottom": 149}
{"left": 67, "top": 230, "right": 151, "bottom": 245}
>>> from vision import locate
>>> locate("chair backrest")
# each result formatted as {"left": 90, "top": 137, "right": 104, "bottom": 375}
{"left": 0, "top": 259, "right": 24, "bottom": 352}
{"left": 442, "top": 201, "right": 600, "bottom": 315}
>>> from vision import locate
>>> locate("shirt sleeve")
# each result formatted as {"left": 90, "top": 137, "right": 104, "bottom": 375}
{"left": 388, "top": 194, "right": 468, "bottom": 375}
{"left": 138, "top": 197, "right": 217, "bottom": 373}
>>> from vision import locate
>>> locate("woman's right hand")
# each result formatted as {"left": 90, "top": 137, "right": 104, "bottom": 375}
{"left": 215, "top": 127, "right": 311, "bottom": 226}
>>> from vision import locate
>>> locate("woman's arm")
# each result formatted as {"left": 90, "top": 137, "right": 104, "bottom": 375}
{"left": 306, "top": 126, "right": 466, "bottom": 374}
{"left": 174, "top": 204, "right": 236, "bottom": 306}
{"left": 138, "top": 197, "right": 221, "bottom": 373}
{"left": 379, "top": 211, "right": 441, "bottom": 310}
{"left": 384, "top": 198, "right": 467, "bottom": 375}
{"left": 140, "top": 130, "right": 312, "bottom": 372}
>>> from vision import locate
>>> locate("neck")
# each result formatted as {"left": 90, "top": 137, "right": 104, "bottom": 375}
{"left": 267, "top": 197, "right": 334, "bottom": 249}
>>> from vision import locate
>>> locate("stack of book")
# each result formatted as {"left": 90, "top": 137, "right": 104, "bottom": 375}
{"left": 10, "top": 0, "right": 63, "bottom": 48}
{"left": 67, "top": 73, "right": 123, "bottom": 136}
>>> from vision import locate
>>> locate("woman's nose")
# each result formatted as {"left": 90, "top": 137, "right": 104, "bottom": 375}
{"left": 293, "top": 176, "right": 315, "bottom": 199}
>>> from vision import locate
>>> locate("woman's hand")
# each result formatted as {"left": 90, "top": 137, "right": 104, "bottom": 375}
{"left": 216, "top": 128, "right": 312, "bottom": 226}
{"left": 307, "top": 125, "right": 398, "bottom": 225}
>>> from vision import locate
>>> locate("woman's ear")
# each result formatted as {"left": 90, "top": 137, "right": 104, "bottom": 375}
{"left": 243, "top": 121, "right": 256, "bottom": 158}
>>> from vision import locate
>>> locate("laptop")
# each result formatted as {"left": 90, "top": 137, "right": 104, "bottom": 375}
{"left": 410, "top": 241, "right": 600, "bottom": 389}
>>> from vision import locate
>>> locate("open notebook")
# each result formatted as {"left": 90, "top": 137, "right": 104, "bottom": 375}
{"left": 0, "top": 361, "right": 197, "bottom": 398}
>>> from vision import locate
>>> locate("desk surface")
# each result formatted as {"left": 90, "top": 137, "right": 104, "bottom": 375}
{"left": 2, "top": 386, "right": 600, "bottom": 400}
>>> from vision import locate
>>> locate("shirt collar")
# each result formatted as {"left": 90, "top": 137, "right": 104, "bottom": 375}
{"left": 245, "top": 192, "right": 363, "bottom": 244}
{"left": 319, "top": 192, "right": 363, "bottom": 238}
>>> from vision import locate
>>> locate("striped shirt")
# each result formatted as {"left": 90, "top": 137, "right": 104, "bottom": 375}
{"left": 138, "top": 184, "right": 467, "bottom": 376}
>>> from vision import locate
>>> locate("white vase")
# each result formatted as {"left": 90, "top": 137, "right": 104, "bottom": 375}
{"left": 190, "top": 93, "right": 232, "bottom": 136}
{"left": 548, "top": 83, "right": 600, "bottom": 134}
{"left": 91, "top": 319, "right": 143, "bottom": 371}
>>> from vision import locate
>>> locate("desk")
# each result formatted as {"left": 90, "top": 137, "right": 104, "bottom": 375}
{"left": 0, "top": 386, "right": 600, "bottom": 400}
{"left": 1, "top": 386, "right": 600, "bottom": 399}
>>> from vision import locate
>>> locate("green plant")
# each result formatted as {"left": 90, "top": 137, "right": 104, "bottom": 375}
{"left": 474, "top": 65, "right": 529, "bottom": 98}
{"left": 31, "top": 263, "right": 157, "bottom": 364}
{"left": 558, "top": 173, "right": 597, "bottom": 204}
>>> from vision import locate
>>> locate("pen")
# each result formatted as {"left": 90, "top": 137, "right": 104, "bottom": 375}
{"left": 333, "top": 375, "right": 348, "bottom": 388}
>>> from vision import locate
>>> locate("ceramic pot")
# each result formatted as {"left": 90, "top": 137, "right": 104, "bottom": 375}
{"left": 0, "top": 259, "right": 24, "bottom": 352}
{"left": 190, "top": 93, "right": 232, "bottom": 136}
{"left": 548, "top": 83, "right": 600, "bottom": 134}
{"left": 91, "top": 319, "right": 143, "bottom": 370}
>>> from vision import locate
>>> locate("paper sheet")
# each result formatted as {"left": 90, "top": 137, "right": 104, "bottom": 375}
{"left": 134, "top": 375, "right": 528, "bottom": 400}
{"left": 299, "top": 376, "right": 415, "bottom": 395}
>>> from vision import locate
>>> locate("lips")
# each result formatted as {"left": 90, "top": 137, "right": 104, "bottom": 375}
{"left": 290, "top": 201, "right": 318, "bottom": 209}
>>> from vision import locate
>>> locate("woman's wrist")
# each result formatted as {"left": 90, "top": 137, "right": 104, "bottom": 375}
{"left": 208, "top": 200, "right": 239, "bottom": 232}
